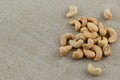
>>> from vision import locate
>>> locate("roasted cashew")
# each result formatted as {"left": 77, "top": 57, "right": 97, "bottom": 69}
{"left": 98, "top": 37, "right": 108, "bottom": 47}
{"left": 72, "top": 49, "right": 84, "bottom": 59}
{"left": 83, "top": 31, "right": 98, "bottom": 39}
{"left": 60, "top": 33, "right": 74, "bottom": 46}
{"left": 103, "top": 8, "right": 112, "bottom": 20}
{"left": 82, "top": 38, "right": 94, "bottom": 49}
{"left": 98, "top": 22, "right": 107, "bottom": 36}
{"left": 87, "top": 22, "right": 98, "bottom": 32}
{"left": 80, "top": 27, "right": 89, "bottom": 33}
{"left": 87, "top": 17, "right": 98, "bottom": 25}
{"left": 70, "top": 20, "right": 81, "bottom": 31}
{"left": 88, "top": 63, "right": 102, "bottom": 76}
{"left": 59, "top": 45, "right": 72, "bottom": 56}
{"left": 92, "top": 45, "right": 102, "bottom": 61}
{"left": 66, "top": 5, "right": 78, "bottom": 18}
{"left": 83, "top": 49, "right": 95, "bottom": 59}
{"left": 106, "top": 27, "right": 117, "bottom": 43}
{"left": 69, "top": 39, "right": 84, "bottom": 48}
{"left": 93, "top": 36, "right": 101, "bottom": 43}
{"left": 77, "top": 16, "right": 87, "bottom": 27}
{"left": 74, "top": 33, "right": 86, "bottom": 41}
{"left": 103, "top": 44, "right": 111, "bottom": 57}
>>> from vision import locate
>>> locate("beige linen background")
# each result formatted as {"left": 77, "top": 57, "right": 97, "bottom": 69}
{"left": 0, "top": 0, "right": 120, "bottom": 80}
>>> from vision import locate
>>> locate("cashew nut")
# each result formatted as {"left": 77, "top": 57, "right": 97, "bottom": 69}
{"left": 80, "top": 27, "right": 89, "bottom": 33}
{"left": 74, "top": 33, "right": 86, "bottom": 41}
{"left": 60, "top": 33, "right": 74, "bottom": 46}
{"left": 88, "top": 63, "right": 102, "bottom": 76}
{"left": 69, "top": 39, "right": 84, "bottom": 48}
{"left": 82, "top": 38, "right": 94, "bottom": 49}
{"left": 77, "top": 16, "right": 87, "bottom": 27}
{"left": 66, "top": 5, "right": 78, "bottom": 18}
{"left": 92, "top": 45, "right": 102, "bottom": 61}
{"left": 83, "top": 49, "right": 95, "bottom": 59}
{"left": 72, "top": 49, "right": 84, "bottom": 59}
{"left": 93, "top": 36, "right": 101, "bottom": 44}
{"left": 87, "top": 22, "right": 98, "bottom": 32}
{"left": 106, "top": 27, "right": 117, "bottom": 43}
{"left": 98, "top": 22, "right": 107, "bottom": 36}
{"left": 70, "top": 20, "right": 81, "bottom": 31}
{"left": 83, "top": 31, "right": 98, "bottom": 39}
{"left": 103, "top": 44, "right": 111, "bottom": 57}
{"left": 59, "top": 45, "right": 72, "bottom": 56}
{"left": 98, "top": 37, "right": 108, "bottom": 47}
{"left": 103, "top": 8, "right": 112, "bottom": 20}
{"left": 87, "top": 17, "right": 98, "bottom": 25}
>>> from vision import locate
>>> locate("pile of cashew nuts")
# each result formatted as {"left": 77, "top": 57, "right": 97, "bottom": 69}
{"left": 59, "top": 16, "right": 117, "bottom": 61}
{"left": 59, "top": 5, "right": 117, "bottom": 76}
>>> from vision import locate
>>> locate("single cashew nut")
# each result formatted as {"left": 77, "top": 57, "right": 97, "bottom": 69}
{"left": 66, "top": 5, "right": 78, "bottom": 18}
{"left": 103, "top": 44, "right": 111, "bottom": 57}
{"left": 106, "top": 27, "right": 117, "bottom": 43}
{"left": 87, "top": 22, "right": 98, "bottom": 32}
{"left": 98, "top": 22, "right": 107, "bottom": 36}
{"left": 87, "top": 17, "right": 98, "bottom": 25}
{"left": 80, "top": 27, "right": 89, "bottom": 33}
{"left": 103, "top": 8, "right": 112, "bottom": 20}
{"left": 98, "top": 37, "right": 108, "bottom": 47}
{"left": 83, "top": 31, "right": 98, "bottom": 39}
{"left": 60, "top": 33, "right": 74, "bottom": 46}
{"left": 70, "top": 20, "right": 81, "bottom": 31}
{"left": 88, "top": 63, "right": 102, "bottom": 76}
{"left": 93, "top": 36, "right": 101, "bottom": 43}
{"left": 77, "top": 16, "right": 87, "bottom": 27}
{"left": 82, "top": 38, "right": 94, "bottom": 49}
{"left": 74, "top": 33, "right": 86, "bottom": 41}
{"left": 92, "top": 45, "right": 102, "bottom": 61}
{"left": 72, "top": 49, "right": 84, "bottom": 59}
{"left": 59, "top": 45, "right": 72, "bottom": 56}
{"left": 69, "top": 39, "right": 84, "bottom": 48}
{"left": 83, "top": 49, "right": 95, "bottom": 59}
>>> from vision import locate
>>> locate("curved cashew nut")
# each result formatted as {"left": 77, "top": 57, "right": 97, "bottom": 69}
{"left": 59, "top": 45, "right": 72, "bottom": 56}
{"left": 80, "top": 27, "right": 89, "bottom": 33}
{"left": 83, "top": 31, "right": 98, "bottom": 39}
{"left": 74, "top": 33, "right": 86, "bottom": 41}
{"left": 106, "top": 27, "right": 117, "bottom": 43}
{"left": 87, "top": 17, "right": 98, "bottom": 25}
{"left": 60, "top": 33, "right": 74, "bottom": 46}
{"left": 69, "top": 39, "right": 84, "bottom": 48}
{"left": 83, "top": 49, "right": 95, "bottom": 59}
{"left": 92, "top": 45, "right": 102, "bottom": 61}
{"left": 70, "top": 20, "right": 81, "bottom": 31}
{"left": 77, "top": 16, "right": 87, "bottom": 27}
{"left": 82, "top": 38, "right": 94, "bottom": 49}
{"left": 98, "top": 22, "right": 107, "bottom": 36}
{"left": 87, "top": 22, "right": 98, "bottom": 32}
{"left": 103, "top": 44, "right": 111, "bottom": 57}
{"left": 66, "top": 5, "right": 78, "bottom": 18}
{"left": 93, "top": 36, "right": 101, "bottom": 43}
{"left": 98, "top": 37, "right": 108, "bottom": 47}
{"left": 88, "top": 63, "right": 102, "bottom": 76}
{"left": 103, "top": 8, "right": 112, "bottom": 20}
{"left": 72, "top": 49, "right": 84, "bottom": 59}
